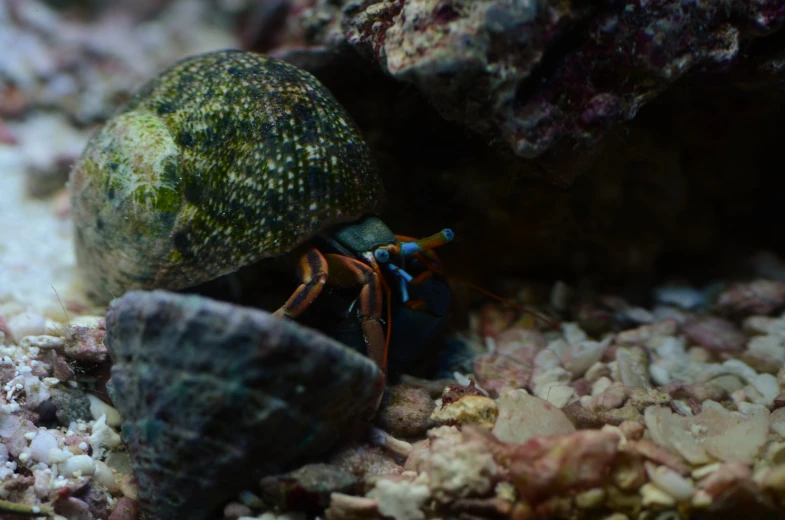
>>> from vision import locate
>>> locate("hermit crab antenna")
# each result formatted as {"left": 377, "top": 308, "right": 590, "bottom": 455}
{"left": 399, "top": 229, "right": 454, "bottom": 257}
{"left": 386, "top": 263, "right": 414, "bottom": 302}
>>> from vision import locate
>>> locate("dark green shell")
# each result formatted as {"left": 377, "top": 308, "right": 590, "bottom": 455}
{"left": 69, "top": 50, "right": 385, "bottom": 304}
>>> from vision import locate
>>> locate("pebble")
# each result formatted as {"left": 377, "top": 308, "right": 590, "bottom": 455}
{"left": 430, "top": 395, "right": 498, "bottom": 428}
{"left": 29, "top": 428, "right": 59, "bottom": 463}
{"left": 473, "top": 353, "right": 532, "bottom": 397}
{"left": 534, "top": 382, "right": 574, "bottom": 408}
{"left": 615, "top": 347, "right": 651, "bottom": 389}
{"left": 89, "top": 414, "right": 122, "bottom": 457}
{"left": 330, "top": 443, "right": 403, "bottom": 479}
{"left": 7, "top": 311, "right": 46, "bottom": 342}
{"left": 60, "top": 454, "right": 95, "bottom": 477}
{"left": 108, "top": 497, "right": 140, "bottom": 520}
{"left": 716, "top": 279, "right": 785, "bottom": 317}
{"left": 94, "top": 460, "right": 120, "bottom": 494}
{"left": 574, "top": 488, "right": 606, "bottom": 509}
{"left": 492, "top": 388, "right": 575, "bottom": 444}
{"left": 640, "top": 482, "right": 675, "bottom": 507}
{"left": 63, "top": 324, "right": 108, "bottom": 363}
{"left": 561, "top": 336, "right": 611, "bottom": 378}
{"left": 653, "top": 285, "right": 707, "bottom": 310}
{"left": 645, "top": 462, "right": 696, "bottom": 501}
{"left": 88, "top": 394, "right": 122, "bottom": 427}
{"left": 260, "top": 463, "right": 359, "bottom": 513}
{"left": 20, "top": 334, "right": 64, "bottom": 349}
{"left": 683, "top": 317, "right": 747, "bottom": 352}
{"left": 366, "top": 474, "right": 430, "bottom": 520}
{"left": 48, "top": 385, "right": 92, "bottom": 425}
{"left": 376, "top": 385, "right": 435, "bottom": 438}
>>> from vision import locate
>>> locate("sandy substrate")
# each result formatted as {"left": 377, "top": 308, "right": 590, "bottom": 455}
{"left": 0, "top": 114, "right": 86, "bottom": 315}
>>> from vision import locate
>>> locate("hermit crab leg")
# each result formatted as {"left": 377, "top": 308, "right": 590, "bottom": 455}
{"left": 323, "top": 254, "right": 387, "bottom": 374}
{"left": 272, "top": 247, "right": 328, "bottom": 319}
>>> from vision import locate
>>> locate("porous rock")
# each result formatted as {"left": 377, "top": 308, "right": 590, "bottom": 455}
{"left": 293, "top": 0, "right": 784, "bottom": 179}
{"left": 47, "top": 385, "right": 93, "bottom": 426}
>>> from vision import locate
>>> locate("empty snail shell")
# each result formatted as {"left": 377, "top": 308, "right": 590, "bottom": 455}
{"left": 69, "top": 49, "right": 385, "bottom": 304}
{"left": 105, "top": 290, "right": 383, "bottom": 520}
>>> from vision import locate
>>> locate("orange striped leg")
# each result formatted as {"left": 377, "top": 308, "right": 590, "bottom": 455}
{"left": 273, "top": 247, "right": 328, "bottom": 319}
{"left": 324, "top": 254, "right": 386, "bottom": 374}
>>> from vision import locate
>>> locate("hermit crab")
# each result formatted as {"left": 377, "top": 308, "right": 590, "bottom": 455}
{"left": 69, "top": 49, "right": 454, "bottom": 375}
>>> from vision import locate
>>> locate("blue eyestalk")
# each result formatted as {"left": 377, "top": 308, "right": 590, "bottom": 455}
{"left": 399, "top": 228, "right": 454, "bottom": 257}
{"left": 374, "top": 248, "right": 390, "bottom": 263}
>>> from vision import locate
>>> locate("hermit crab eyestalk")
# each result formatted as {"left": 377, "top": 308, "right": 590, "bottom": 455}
{"left": 374, "top": 249, "right": 390, "bottom": 263}
{"left": 399, "top": 229, "right": 454, "bottom": 257}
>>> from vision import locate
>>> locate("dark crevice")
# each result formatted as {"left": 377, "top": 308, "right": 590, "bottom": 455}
{"left": 513, "top": 5, "right": 604, "bottom": 104}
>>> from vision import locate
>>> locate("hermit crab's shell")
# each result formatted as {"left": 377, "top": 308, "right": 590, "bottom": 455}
{"left": 105, "top": 290, "right": 383, "bottom": 520}
{"left": 69, "top": 50, "right": 385, "bottom": 304}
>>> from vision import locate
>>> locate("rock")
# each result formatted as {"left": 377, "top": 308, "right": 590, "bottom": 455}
{"left": 494, "top": 327, "right": 547, "bottom": 356}
{"left": 366, "top": 474, "right": 430, "bottom": 520}
{"left": 716, "top": 279, "right": 785, "bottom": 317}
{"left": 49, "top": 351, "right": 76, "bottom": 382}
{"left": 644, "top": 401, "right": 770, "bottom": 465}
{"left": 0, "top": 414, "right": 37, "bottom": 457}
{"left": 560, "top": 336, "right": 611, "bottom": 379}
{"left": 473, "top": 353, "right": 533, "bottom": 397}
{"left": 324, "top": 493, "right": 378, "bottom": 520}
{"left": 260, "top": 463, "right": 360, "bottom": 513}
{"left": 295, "top": 0, "right": 784, "bottom": 178}
{"left": 87, "top": 394, "right": 121, "bottom": 427}
{"left": 683, "top": 317, "right": 747, "bottom": 352}
{"left": 431, "top": 395, "right": 498, "bottom": 429}
{"left": 492, "top": 389, "right": 575, "bottom": 444}
{"left": 615, "top": 320, "right": 679, "bottom": 346}
{"left": 7, "top": 311, "right": 46, "bottom": 342}
{"left": 54, "top": 497, "right": 93, "bottom": 520}
{"left": 644, "top": 462, "right": 695, "bottom": 502}
{"left": 330, "top": 443, "right": 403, "bottom": 480}
{"left": 615, "top": 347, "right": 651, "bottom": 390}
{"left": 47, "top": 385, "right": 92, "bottom": 426}
{"left": 692, "top": 461, "right": 753, "bottom": 507}
{"left": 423, "top": 427, "right": 498, "bottom": 503}
{"left": 109, "top": 497, "right": 140, "bottom": 520}
{"left": 439, "top": 381, "right": 486, "bottom": 406}
{"left": 77, "top": 480, "right": 111, "bottom": 519}
{"left": 473, "top": 427, "right": 621, "bottom": 502}
{"left": 29, "top": 428, "right": 60, "bottom": 463}
{"left": 63, "top": 323, "right": 109, "bottom": 363}
{"left": 94, "top": 460, "right": 120, "bottom": 494}
{"left": 375, "top": 384, "right": 435, "bottom": 438}
{"left": 60, "top": 454, "right": 96, "bottom": 477}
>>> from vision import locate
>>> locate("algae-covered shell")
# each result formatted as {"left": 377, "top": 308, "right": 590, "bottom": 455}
{"left": 105, "top": 290, "right": 383, "bottom": 520}
{"left": 69, "top": 50, "right": 385, "bottom": 304}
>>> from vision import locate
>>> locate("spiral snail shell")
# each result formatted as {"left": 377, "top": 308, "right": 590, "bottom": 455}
{"left": 69, "top": 50, "right": 385, "bottom": 304}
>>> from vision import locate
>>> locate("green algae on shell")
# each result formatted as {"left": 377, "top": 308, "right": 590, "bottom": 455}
{"left": 69, "top": 50, "right": 385, "bottom": 304}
